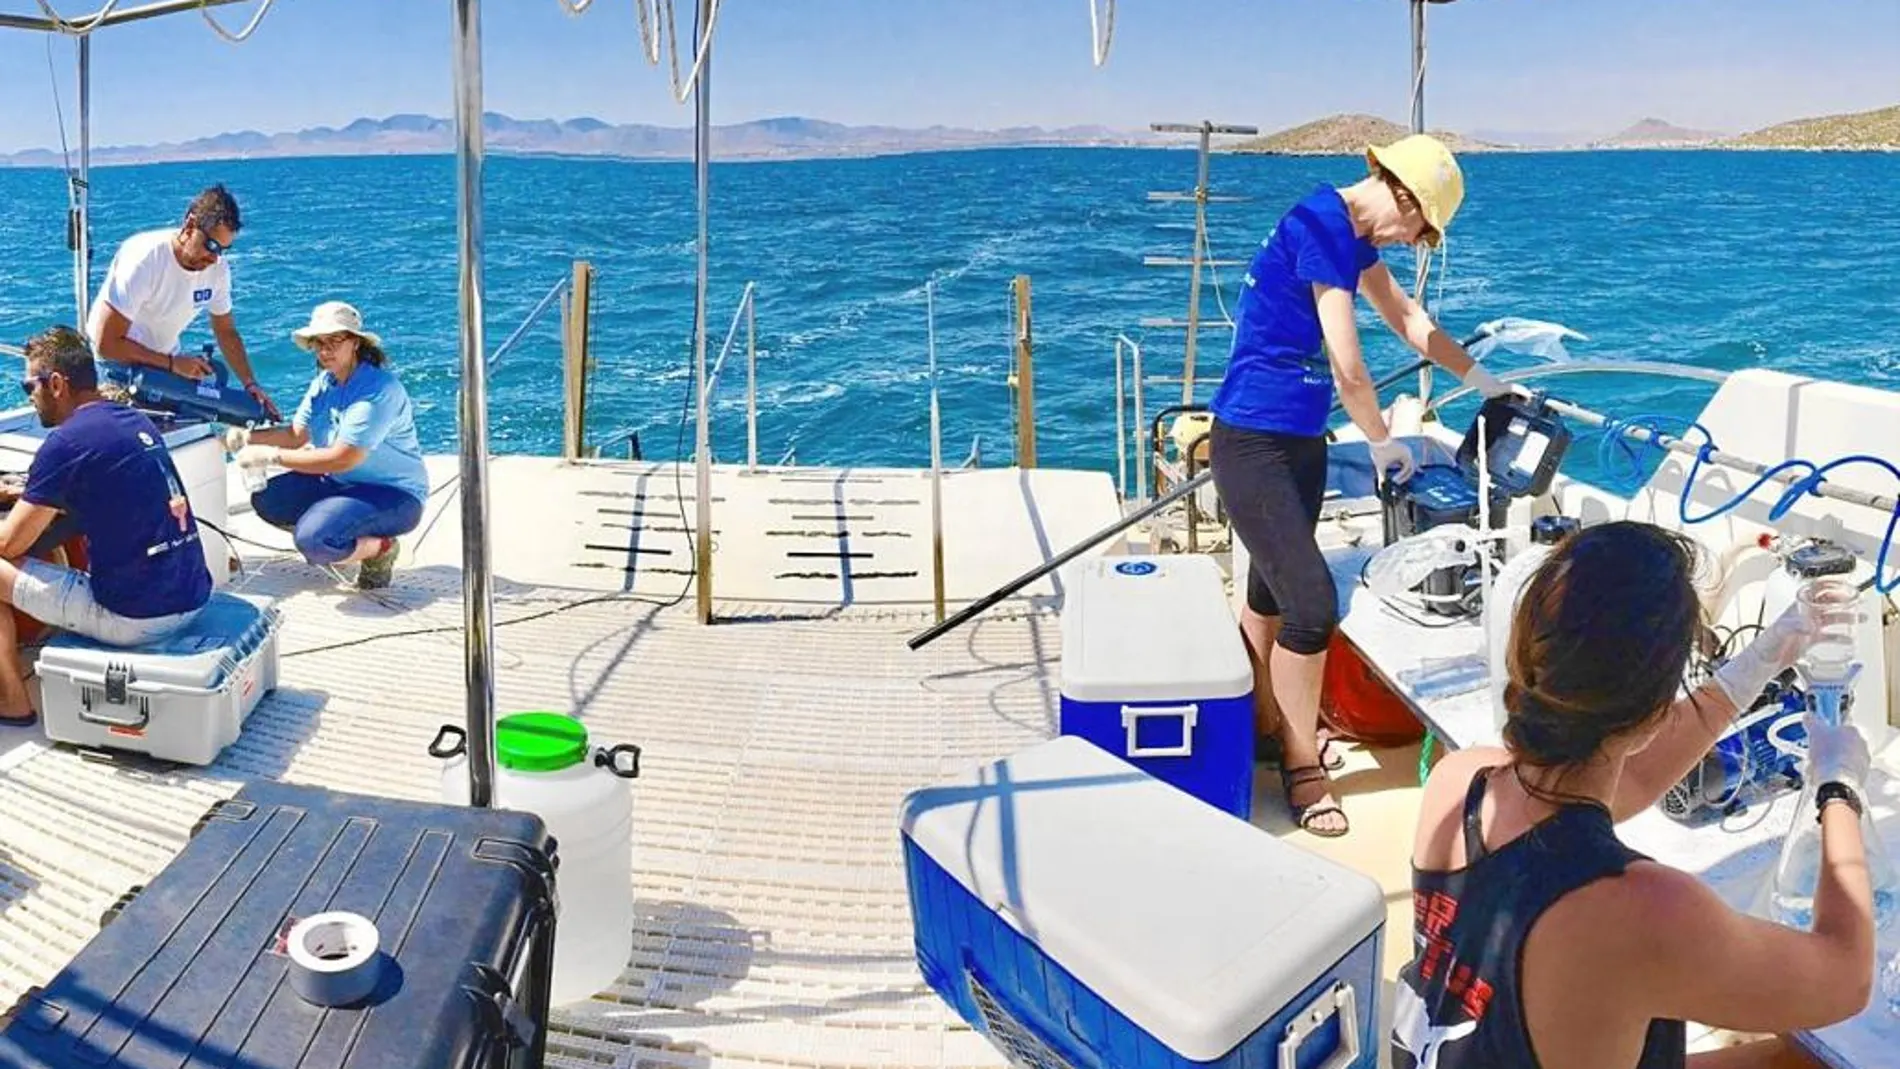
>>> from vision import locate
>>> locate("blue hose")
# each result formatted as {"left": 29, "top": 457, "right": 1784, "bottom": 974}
{"left": 1590, "top": 418, "right": 1898, "bottom": 594}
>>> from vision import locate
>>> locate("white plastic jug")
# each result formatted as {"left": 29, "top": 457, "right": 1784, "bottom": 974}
{"left": 432, "top": 713, "right": 641, "bottom": 1007}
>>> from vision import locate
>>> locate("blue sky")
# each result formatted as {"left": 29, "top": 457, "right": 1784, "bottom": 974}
{"left": 0, "top": 0, "right": 1894, "bottom": 153}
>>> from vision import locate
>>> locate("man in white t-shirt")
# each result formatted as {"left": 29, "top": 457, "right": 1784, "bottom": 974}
{"left": 85, "top": 184, "right": 281, "bottom": 419}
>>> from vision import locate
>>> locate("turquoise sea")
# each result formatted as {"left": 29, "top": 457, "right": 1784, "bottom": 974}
{"left": 0, "top": 148, "right": 1896, "bottom": 487}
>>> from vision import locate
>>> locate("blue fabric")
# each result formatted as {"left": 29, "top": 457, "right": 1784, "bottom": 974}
{"left": 291, "top": 362, "right": 430, "bottom": 504}
{"left": 22, "top": 401, "right": 212, "bottom": 619}
{"left": 1209, "top": 186, "right": 1382, "bottom": 437}
{"left": 252, "top": 473, "right": 424, "bottom": 566}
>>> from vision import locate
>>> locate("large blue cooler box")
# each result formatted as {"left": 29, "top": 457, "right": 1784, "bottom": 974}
{"left": 901, "top": 736, "right": 1385, "bottom": 1069}
{"left": 1060, "top": 554, "right": 1255, "bottom": 817}
{"left": 0, "top": 780, "right": 557, "bottom": 1068}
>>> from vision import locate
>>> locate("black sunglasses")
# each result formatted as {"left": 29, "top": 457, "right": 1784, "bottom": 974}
{"left": 20, "top": 373, "right": 53, "bottom": 397}
{"left": 188, "top": 218, "right": 230, "bottom": 257}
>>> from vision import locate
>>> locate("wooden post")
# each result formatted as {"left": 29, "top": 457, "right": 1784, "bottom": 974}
{"left": 562, "top": 260, "right": 594, "bottom": 461}
{"left": 1012, "top": 274, "right": 1037, "bottom": 468}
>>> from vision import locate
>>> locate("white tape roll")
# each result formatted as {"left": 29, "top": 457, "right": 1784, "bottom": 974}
{"left": 287, "top": 911, "right": 382, "bottom": 1007}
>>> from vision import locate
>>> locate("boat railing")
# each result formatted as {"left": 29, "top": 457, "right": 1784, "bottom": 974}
{"left": 486, "top": 261, "right": 597, "bottom": 461}
{"left": 702, "top": 280, "right": 761, "bottom": 470}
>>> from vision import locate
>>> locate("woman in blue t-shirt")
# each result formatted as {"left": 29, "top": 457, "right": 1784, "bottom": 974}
{"left": 1208, "top": 135, "right": 1511, "bottom": 837}
{"left": 229, "top": 302, "right": 430, "bottom": 590}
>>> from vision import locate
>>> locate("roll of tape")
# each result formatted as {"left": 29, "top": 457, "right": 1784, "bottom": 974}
{"left": 287, "top": 911, "right": 382, "bottom": 1007}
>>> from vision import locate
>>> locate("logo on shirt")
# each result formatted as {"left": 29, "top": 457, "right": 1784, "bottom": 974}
{"left": 193, "top": 288, "right": 212, "bottom": 304}
{"left": 137, "top": 431, "right": 156, "bottom": 447}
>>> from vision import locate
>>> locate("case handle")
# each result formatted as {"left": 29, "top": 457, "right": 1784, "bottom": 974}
{"left": 1278, "top": 980, "right": 1360, "bottom": 1069}
{"left": 1120, "top": 703, "right": 1197, "bottom": 758}
{"left": 595, "top": 744, "right": 641, "bottom": 779}
{"left": 428, "top": 724, "right": 467, "bottom": 759}
{"left": 78, "top": 692, "right": 149, "bottom": 730}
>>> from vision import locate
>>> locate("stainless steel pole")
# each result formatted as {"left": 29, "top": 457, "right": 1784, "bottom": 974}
{"left": 451, "top": 0, "right": 497, "bottom": 808}
{"left": 74, "top": 34, "right": 91, "bottom": 324}
{"left": 692, "top": 0, "right": 715, "bottom": 623}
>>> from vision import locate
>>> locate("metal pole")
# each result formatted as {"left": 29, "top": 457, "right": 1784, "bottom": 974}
{"left": 451, "top": 0, "right": 497, "bottom": 808}
{"left": 1114, "top": 337, "right": 1127, "bottom": 499}
{"left": 1409, "top": 0, "right": 1433, "bottom": 403}
{"left": 74, "top": 35, "right": 91, "bottom": 325}
{"left": 1132, "top": 337, "right": 1147, "bottom": 504}
{"left": 1181, "top": 122, "right": 1210, "bottom": 405}
{"left": 1410, "top": 0, "right": 1427, "bottom": 135}
{"left": 746, "top": 286, "right": 758, "bottom": 470}
{"left": 692, "top": 0, "right": 714, "bottom": 624}
{"left": 927, "top": 283, "right": 946, "bottom": 624}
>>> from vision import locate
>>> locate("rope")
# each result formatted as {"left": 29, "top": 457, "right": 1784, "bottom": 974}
{"left": 656, "top": 0, "right": 724, "bottom": 104}
{"left": 198, "top": 0, "right": 278, "bottom": 44}
{"left": 632, "top": 0, "right": 661, "bottom": 63}
{"left": 43, "top": 35, "right": 74, "bottom": 188}
{"left": 1088, "top": 0, "right": 1116, "bottom": 66}
{"left": 33, "top": 0, "right": 123, "bottom": 36}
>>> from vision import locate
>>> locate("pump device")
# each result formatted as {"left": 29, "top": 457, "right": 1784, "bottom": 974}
{"left": 104, "top": 345, "right": 269, "bottom": 428}
{"left": 1379, "top": 393, "right": 1573, "bottom": 615}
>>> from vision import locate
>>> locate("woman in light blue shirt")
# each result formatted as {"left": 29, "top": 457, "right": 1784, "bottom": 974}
{"left": 230, "top": 301, "right": 429, "bottom": 589}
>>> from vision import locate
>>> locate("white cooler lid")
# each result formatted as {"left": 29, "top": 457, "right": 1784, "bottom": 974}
{"left": 901, "top": 736, "right": 1384, "bottom": 1061}
{"left": 1060, "top": 554, "right": 1252, "bottom": 702}
{"left": 40, "top": 592, "right": 272, "bottom": 691}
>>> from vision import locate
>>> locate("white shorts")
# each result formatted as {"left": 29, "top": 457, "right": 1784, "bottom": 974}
{"left": 11, "top": 557, "right": 203, "bottom": 648}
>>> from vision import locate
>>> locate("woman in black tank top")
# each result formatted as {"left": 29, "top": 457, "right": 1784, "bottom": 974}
{"left": 1391, "top": 521, "right": 1878, "bottom": 1069}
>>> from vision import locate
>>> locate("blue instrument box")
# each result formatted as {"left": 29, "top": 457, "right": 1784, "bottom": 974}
{"left": 1058, "top": 554, "right": 1254, "bottom": 817}
{"left": 102, "top": 353, "right": 270, "bottom": 427}
{"left": 901, "top": 736, "right": 1385, "bottom": 1069}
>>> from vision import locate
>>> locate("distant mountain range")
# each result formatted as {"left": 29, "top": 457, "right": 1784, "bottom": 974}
{"left": 0, "top": 113, "right": 1169, "bottom": 168}
{"left": 1, "top": 106, "right": 1893, "bottom": 168}
{"left": 1222, "top": 107, "right": 1896, "bottom": 156}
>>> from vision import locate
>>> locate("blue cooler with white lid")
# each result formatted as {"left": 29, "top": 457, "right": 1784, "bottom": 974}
{"left": 1059, "top": 553, "right": 1254, "bottom": 817}
{"left": 901, "top": 735, "right": 1385, "bottom": 1069}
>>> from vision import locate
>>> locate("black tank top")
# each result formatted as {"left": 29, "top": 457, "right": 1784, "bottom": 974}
{"left": 1389, "top": 769, "right": 1686, "bottom": 1069}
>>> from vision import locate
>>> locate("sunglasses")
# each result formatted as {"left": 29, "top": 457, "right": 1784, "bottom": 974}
{"left": 188, "top": 219, "right": 231, "bottom": 257}
{"left": 20, "top": 372, "right": 54, "bottom": 397}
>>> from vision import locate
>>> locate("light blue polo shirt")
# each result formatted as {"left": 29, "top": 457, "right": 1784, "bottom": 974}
{"left": 292, "top": 361, "right": 430, "bottom": 503}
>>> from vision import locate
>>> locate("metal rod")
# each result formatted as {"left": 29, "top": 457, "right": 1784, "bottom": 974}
{"left": 1132, "top": 335, "right": 1147, "bottom": 505}
{"left": 1181, "top": 122, "right": 1211, "bottom": 406}
{"left": 488, "top": 272, "right": 570, "bottom": 369}
{"left": 1538, "top": 395, "right": 1898, "bottom": 515}
{"left": 74, "top": 34, "right": 90, "bottom": 324}
{"left": 451, "top": 0, "right": 496, "bottom": 809}
{"left": 691, "top": 0, "right": 714, "bottom": 624}
{"left": 0, "top": 0, "right": 248, "bottom": 32}
{"left": 1114, "top": 336, "right": 1128, "bottom": 499}
{"left": 1410, "top": 0, "right": 1427, "bottom": 135}
{"left": 927, "top": 282, "right": 946, "bottom": 624}
{"left": 746, "top": 286, "right": 757, "bottom": 470}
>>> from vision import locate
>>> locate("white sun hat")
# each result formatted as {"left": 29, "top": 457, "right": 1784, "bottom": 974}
{"left": 291, "top": 301, "right": 383, "bottom": 351}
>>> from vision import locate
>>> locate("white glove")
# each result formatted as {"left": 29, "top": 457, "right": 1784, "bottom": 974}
{"left": 222, "top": 426, "right": 250, "bottom": 453}
{"left": 235, "top": 444, "right": 280, "bottom": 470}
{"left": 1368, "top": 436, "right": 1416, "bottom": 483}
{"left": 1461, "top": 362, "right": 1514, "bottom": 400}
{"left": 1713, "top": 596, "right": 1859, "bottom": 712}
{"left": 1804, "top": 712, "right": 1871, "bottom": 793}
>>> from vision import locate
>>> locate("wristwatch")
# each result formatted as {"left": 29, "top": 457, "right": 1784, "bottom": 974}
{"left": 1815, "top": 780, "right": 1863, "bottom": 822}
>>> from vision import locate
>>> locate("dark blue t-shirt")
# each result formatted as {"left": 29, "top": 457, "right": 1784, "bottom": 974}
{"left": 24, "top": 401, "right": 212, "bottom": 619}
{"left": 1210, "top": 186, "right": 1382, "bottom": 437}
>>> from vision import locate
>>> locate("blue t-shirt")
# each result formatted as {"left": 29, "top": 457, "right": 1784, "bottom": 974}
{"left": 292, "top": 361, "right": 430, "bottom": 504}
{"left": 23, "top": 401, "right": 212, "bottom": 619}
{"left": 1210, "top": 186, "right": 1382, "bottom": 437}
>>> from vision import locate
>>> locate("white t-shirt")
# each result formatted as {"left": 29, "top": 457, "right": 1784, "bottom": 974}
{"left": 85, "top": 228, "right": 233, "bottom": 358}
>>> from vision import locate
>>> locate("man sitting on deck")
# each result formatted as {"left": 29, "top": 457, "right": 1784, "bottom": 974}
{"left": 0, "top": 327, "right": 213, "bottom": 725}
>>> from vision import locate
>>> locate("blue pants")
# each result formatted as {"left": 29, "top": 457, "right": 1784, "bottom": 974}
{"left": 252, "top": 474, "right": 424, "bottom": 566}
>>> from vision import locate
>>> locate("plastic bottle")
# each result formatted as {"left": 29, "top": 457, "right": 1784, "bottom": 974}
{"left": 1767, "top": 583, "right": 1898, "bottom": 931}
{"left": 433, "top": 712, "right": 642, "bottom": 1005}
{"left": 1485, "top": 516, "right": 1580, "bottom": 734}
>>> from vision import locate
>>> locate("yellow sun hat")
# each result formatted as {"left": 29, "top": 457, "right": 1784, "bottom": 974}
{"left": 1366, "top": 133, "right": 1464, "bottom": 246}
